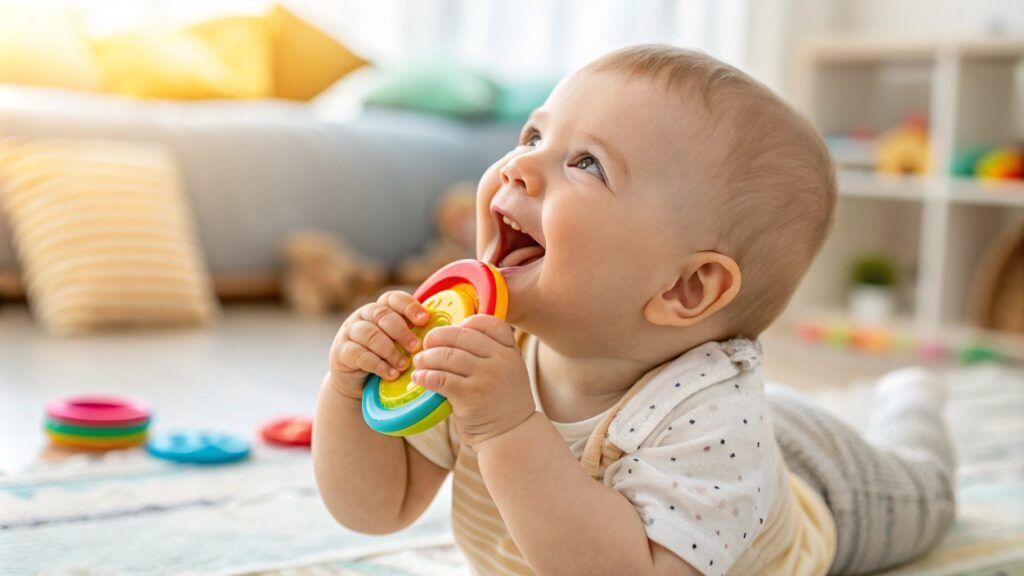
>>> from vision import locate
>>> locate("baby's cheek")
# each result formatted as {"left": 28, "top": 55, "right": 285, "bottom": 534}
{"left": 474, "top": 167, "right": 502, "bottom": 255}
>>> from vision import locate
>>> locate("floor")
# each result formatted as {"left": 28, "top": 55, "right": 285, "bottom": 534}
{"left": 0, "top": 302, "right": 970, "bottom": 474}
{"left": 0, "top": 304, "right": 346, "bottom": 474}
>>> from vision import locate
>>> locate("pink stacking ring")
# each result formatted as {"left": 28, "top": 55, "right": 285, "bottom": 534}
{"left": 46, "top": 396, "right": 151, "bottom": 427}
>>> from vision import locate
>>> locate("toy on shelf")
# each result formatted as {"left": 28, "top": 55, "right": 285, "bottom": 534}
{"left": 824, "top": 127, "right": 877, "bottom": 171}
{"left": 363, "top": 259, "right": 508, "bottom": 436}
{"left": 44, "top": 396, "right": 151, "bottom": 450}
{"left": 147, "top": 431, "right": 251, "bottom": 464}
{"left": 282, "top": 231, "right": 388, "bottom": 317}
{"left": 976, "top": 147, "right": 1024, "bottom": 181}
{"left": 951, "top": 146, "right": 1024, "bottom": 180}
{"left": 260, "top": 416, "right": 312, "bottom": 447}
{"left": 950, "top": 147, "right": 990, "bottom": 177}
{"left": 396, "top": 183, "right": 478, "bottom": 286}
{"left": 876, "top": 114, "right": 931, "bottom": 175}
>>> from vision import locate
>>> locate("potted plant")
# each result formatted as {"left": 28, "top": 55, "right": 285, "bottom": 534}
{"left": 849, "top": 255, "right": 897, "bottom": 325}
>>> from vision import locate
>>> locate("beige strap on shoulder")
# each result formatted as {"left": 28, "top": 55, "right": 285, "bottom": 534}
{"left": 578, "top": 363, "right": 667, "bottom": 480}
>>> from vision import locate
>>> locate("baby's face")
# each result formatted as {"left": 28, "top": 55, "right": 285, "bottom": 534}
{"left": 476, "top": 70, "right": 718, "bottom": 355}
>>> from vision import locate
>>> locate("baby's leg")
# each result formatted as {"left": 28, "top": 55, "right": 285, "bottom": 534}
{"left": 767, "top": 368, "right": 956, "bottom": 575}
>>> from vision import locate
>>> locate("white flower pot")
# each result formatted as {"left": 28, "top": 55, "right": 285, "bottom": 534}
{"left": 849, "top": 285, "right": 896, "bottom": 325}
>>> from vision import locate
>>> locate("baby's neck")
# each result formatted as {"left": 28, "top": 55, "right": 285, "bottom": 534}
{"left": 535, "top": 340, "right": 653, "bottom": 423}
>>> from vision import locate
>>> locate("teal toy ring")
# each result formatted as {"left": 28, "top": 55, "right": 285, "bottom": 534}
{"left": 362, "top": 260, "right": 508, "bottom": 436}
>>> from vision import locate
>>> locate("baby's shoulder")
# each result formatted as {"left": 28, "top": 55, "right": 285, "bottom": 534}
{"left": 607, "top": 339, "right": 767, "bottom": 453}
{"left": 648, "top": 370, "right": 769, "bottom": 442}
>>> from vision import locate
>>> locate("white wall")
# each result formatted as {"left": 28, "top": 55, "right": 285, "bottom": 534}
{"left": 833, "top": 0, "right": 1024, "bottom": 38}
{"left": 749, "top": 0, "right": 1024, "bottom": 102}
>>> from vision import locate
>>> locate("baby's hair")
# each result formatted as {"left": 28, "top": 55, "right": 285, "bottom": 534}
{"left": 584, "top": 45, "right": 837, "bottom": 337}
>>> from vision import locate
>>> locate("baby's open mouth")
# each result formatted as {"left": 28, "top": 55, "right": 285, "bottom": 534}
{"left": 492, "top": 209, "right": 546, "bottom": 269}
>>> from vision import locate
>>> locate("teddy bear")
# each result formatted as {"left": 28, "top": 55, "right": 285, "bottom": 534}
{"left": 282, "top": 230, "right": 387, "bottom": 316}
{"left": 395, "top": 182, "right": 478, "bottom": 286}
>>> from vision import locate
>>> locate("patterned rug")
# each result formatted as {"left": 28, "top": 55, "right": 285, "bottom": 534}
{"left": 2, "top": 364, "right": 1021, "bottom": 576}
{"left": 0, "top": 447, "right": 455, "bottom": 575}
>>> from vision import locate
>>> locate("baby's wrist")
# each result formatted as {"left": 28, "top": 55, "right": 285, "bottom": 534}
{"left": 474, "top": 410, "right": 543, "bottom": 455}
{"left": 323, "top": 371, "right": 366, "bottom": 403}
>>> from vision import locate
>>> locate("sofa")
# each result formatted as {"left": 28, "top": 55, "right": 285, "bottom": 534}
{"left": 0, "top": 84, "right": 522, "bottom": 298}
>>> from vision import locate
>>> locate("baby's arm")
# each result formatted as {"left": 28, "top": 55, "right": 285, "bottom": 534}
{"left": 477, "top": 414, "right": 699, "bottom": 576}
{"left": 312, "top": 291, "right": 449, "bottom": 534}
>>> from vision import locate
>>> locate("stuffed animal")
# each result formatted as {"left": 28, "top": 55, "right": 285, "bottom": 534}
{"left": 282, "top": 231, "right": 387, "bottom": 316}
{"left": 396, "top": 182, "right": 478, "bottom": 286}
{"left": 876, "top": 114, "right": 931, "bottom": 175}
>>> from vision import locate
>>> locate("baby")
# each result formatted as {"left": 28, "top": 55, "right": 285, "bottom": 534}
{"left": 314, "top": 45, "right": 955, "bottom": 575}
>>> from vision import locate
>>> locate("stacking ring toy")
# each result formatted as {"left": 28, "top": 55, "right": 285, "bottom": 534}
{"left": 45, "top": 420, "right": 149, "bottom": 437}
{"left": 363, "top": 260, "right": 508, "bottom": 436}
{"left": 261, "top": 416, "right": 313, "bottom": 447}
{"left": 47, "top": 429, "right": 148, "bottom": 450}
{"left": 46, "top": 396, "right": 150, "bottom": 427}
{"left": 147, "top": 431, "right": 251, "bottom": 464}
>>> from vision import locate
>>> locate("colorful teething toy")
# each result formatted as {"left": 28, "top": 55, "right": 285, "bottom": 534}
{"left": 44, "top": 395, "right": 151, "bottom": 450}
{"left": 362, "top": 260, "right": 508, "bottom": 436}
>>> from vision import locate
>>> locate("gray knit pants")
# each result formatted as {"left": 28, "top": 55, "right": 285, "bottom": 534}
{"left": 767, "top": 368, "right": 957, "bottom": 575}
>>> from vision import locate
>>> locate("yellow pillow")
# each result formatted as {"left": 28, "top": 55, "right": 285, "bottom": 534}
{"left": 268, "top": 4, "right": 367, "bottom": 100}
{"left": 186, "top": 15, "right": 275, "bottom": 98}
{"left": 92, "top": 16, "right": 273, "bottom": 100}
{"left": 0, "top": 138, "right": 218, "bottom": 335}
{"left": 0, "top": 4, "right": 105, "bottom": 92}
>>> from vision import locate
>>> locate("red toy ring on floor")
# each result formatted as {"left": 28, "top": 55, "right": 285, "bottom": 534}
{"left": 46, "top": 396, "right": 150, "bottom": 427}
{"left": 260, "top": 417, "right": 313, "bottom": 447}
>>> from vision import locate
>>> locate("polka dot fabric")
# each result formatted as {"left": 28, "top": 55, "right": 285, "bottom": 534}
{"left": 603, "top": 367, "right": 780, "bottom": 573}
{"left": 406, "top": 335, "right": 835, "bottom": 576}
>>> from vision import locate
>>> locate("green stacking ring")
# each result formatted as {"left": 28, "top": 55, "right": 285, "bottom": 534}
{"left": 45, "top": 419, "right": 150, "bottom": 438}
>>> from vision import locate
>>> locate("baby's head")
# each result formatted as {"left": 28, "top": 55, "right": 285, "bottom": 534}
{"left": 477, "top": 45, "right": 835, "bottom": 363}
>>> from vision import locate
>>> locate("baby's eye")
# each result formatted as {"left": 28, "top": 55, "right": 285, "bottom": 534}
{"left": 574, "top": 155, "right": 605, "bottom": 181}
{"left": 523, "top": 132, "right": 542, "bottom": 147}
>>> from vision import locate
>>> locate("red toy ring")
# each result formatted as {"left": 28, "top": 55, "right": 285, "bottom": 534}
{"left": 46, "top": 396, "right": 151, "bottom": 427}
{"left": 260, "top": 416, "right": 313, "bottom": 447}
{"left": 413, "top": 259, "right": 507, "bottom": 317}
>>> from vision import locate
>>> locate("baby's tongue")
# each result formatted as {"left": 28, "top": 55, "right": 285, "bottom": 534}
{"left": 499, "top": 245, "right": 545, "bottom": 268}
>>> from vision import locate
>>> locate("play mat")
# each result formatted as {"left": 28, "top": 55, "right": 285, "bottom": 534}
{"left": 2, "top": 364, "right": 1021, "bottom": 576}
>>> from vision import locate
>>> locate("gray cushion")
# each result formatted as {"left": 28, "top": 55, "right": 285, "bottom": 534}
{"left": 0, "top": 86, "right": 521, "bottom": 275}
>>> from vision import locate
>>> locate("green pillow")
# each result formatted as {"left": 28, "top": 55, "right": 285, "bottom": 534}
{"left": 365, "top": 62, "right": 496, "bottom": 118}
{"left": 492, "top": 77, "right": 559, "bottom": 121}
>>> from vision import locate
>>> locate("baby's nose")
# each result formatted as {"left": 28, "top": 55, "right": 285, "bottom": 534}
{"left": 499, "top": 156, "right": 543, "bottom": 196}
{"left": 499, "top": 164, "right": 522, "bottom": 187}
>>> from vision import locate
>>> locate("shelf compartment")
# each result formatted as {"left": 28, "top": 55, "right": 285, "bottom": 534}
{"left": 793, "top": 196, "right": 922, "bottom": 316}
{"left": 940, "top": 204, "right": 1024, "bottom": 327}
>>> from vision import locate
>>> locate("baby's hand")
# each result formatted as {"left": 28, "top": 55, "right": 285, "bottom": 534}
{"left": 328, "top": 290, "right": 430, "bottom": 401}
{"left": 411, "top": 315, "right": 535, "bottom": 447}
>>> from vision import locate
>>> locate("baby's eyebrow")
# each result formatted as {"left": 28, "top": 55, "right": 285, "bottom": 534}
{"left": 526, "top": 109, "right": 547, "bottom": 124}
{"left": 580, "top": 131, "right": 630, "bottom": 181}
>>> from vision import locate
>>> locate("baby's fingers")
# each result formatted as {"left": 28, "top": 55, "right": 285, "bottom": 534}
{"left": 360, "top": 303, "right": 420, "bottom": 354}
{"left": 379, "top": 291, "right": 430, "bottom": 327}
{"left": 377, "top": 291, "right": 431, "bottom": 353}
{"left": 348, "top": 319, "right": 409, "bottom": 373}
{"left": 339, "top": 340, "right": 401, "bottom": 381}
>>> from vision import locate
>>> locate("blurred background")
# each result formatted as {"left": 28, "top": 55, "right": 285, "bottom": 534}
{"left": 0, "top": 1, "right": 1022, "bottom": 574}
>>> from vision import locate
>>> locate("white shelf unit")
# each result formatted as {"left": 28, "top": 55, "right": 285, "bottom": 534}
{"left": 788, "top": 39, "right": 1024, "bottom": 338}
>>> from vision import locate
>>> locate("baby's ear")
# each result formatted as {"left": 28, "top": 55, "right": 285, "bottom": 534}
{"left": 644, "top": 252, "right": 741, "bottom": 327}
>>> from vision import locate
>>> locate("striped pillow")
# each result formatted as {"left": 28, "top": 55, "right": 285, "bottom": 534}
{"left": 0, "top": 138, "right": 217, "bottom": 334}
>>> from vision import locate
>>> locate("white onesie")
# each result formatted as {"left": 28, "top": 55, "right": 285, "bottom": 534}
{"left": 407, "top": 335, "right": 836, "bottom": 575}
